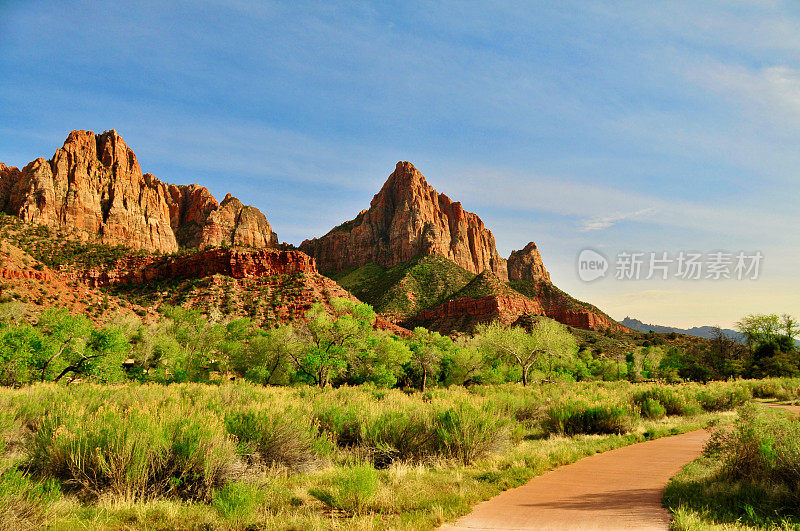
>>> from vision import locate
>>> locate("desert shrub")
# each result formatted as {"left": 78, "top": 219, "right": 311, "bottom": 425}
{"left": 357, "top": 409, "right": 437, "bottom": 467}
{"left": 695, "top": 384, "right": 750, "bottom": 411}
{"left": 0, "top": 469, "right": 60, "bottom": 530}
{"left": 748, "top": 378, "right": 800, "bottom": 402}
{"left": 224, "top": 406, "right": 319, "bottom": 471}
{"left": 543, "top": 401, "right": 635, "bottom": 435}
{"left": 311, "top": 464, "right": 378, "bottom": 515}
{"left": 432, "top": 403, "right": 510, "bottom": 464}
{"left": 212, "top": 481, "right": 267, "bottom": 522}
{"left": 638, "top": 397, "right": 667, "bottom": 419}
{"left": 632, "top": 387, "right": 698, "bottom": 416}
{"left": 705, "top": 404, "right": 800, "bottom": 489}
{"left": 24, "top": 400, "right": 238, "bottom": 501}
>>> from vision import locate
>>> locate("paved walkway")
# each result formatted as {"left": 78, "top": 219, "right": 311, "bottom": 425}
{"left": 442, "top": 403, "right": 800, "bottom": 530}
{"left": 441, "top": 429, "right": 710, "bottom": 530}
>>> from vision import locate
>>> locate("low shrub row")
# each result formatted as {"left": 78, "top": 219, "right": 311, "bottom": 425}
{"left": 0, "top": 378, "right": 772, "bottom": 508}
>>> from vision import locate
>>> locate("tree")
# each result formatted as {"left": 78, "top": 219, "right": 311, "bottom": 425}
{"left": 736, "top": 314, "right": 782, "bottom": 352}
{"left": 54, "top": 326, "right": 129, "bottom": 383}
{"left": 408, "top": 327, "right": 451, "bottom": 391}
{"left": 159, "top": 306, "right": 224, "bottom": 381}
{"left": 347, "top": 333, "right": 411, "bottom": 388}
{"left": 33, "top": 309, "right": 92, "bottom": 382}
{"left": 478, "top": 319, "right": 576, "bottom": 386}
{"left": 234, "top": 324, "right": 300, "bottom": 385}
{"left": 293, "top": 299, "right": 376, "bottom": 388}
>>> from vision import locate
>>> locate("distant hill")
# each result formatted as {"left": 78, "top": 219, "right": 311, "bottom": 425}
{"left": 620, "top": 317, "right": 744, "bottom": 342}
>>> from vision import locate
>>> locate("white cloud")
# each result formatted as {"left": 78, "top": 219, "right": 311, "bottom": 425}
{"left": 689, "top": 62, "right": 800, "bottom": 120}
{"left": 580, "top": 207, "right": 656, "bottom": 232}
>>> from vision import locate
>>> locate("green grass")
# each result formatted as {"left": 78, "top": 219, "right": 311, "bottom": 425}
{"left": 328, "top": 255, "right": 475, "bottom": 318}
{"left": 0, "top": 379, "right": 766, "bottom": 529}
{"left": 664, "top": 403, "right": 800, "bottom": 530}
{"left": 509, "top": 278, "right": 617, "bottom": 321}
{"left": 450, "top": 271, "right": 521, "bottom": 299}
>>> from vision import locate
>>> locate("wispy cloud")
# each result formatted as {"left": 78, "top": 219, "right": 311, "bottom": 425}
{"left": 580, "top": 207, "right": 656, "bottom": 232}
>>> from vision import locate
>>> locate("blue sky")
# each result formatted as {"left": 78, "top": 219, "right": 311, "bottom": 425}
{"left": 1, "top": 0, "right": 798, "bottom": 327}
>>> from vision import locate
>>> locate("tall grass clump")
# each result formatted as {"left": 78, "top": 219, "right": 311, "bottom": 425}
{"left": 310, "top": 464, "right": 378, "bottom": 515}
{"left": 542, "top": 401, "right": 635, "bottom": 435}
{"left": 24, "top": 399, "right": 238, "bottom": 501}
{"left": 0, "top": 469, "right": 60, "bottom": 530}
{"left": 224, "top": 405, "right": 320, "bottom": 471}
{"left": 695, "top": 383, "right": 750, "bottom": 411}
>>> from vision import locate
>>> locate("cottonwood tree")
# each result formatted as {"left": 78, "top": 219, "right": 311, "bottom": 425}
{"left": 293, "top": 299, "right": 376, "bottom": 388}
{"left": 478, "top": 318, "right": 575, "bottom": 386}
{"left": 408, "top": 327, "right": 451, "bottom": 391}
{"left": 235, "top": 324, "right": 300, "bottom": 385}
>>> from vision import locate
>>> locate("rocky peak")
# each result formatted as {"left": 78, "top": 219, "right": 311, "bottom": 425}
{"left": 508, "top": 241, "right": 551, "bottom": 283}
{"left": 0, "top": 130, "right": 279, "bottom": 253}
{"left": 300, "top": 162, "right": 509, "bottom": 279}
{"left": 198, "top": 192, "right": 279, "bottom": 249}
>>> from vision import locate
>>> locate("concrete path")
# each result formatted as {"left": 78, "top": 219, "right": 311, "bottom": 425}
{"left": 442, "top": 404, "right": 800, "bottom": 530}
{"left": 441, "top": 429, "right": 710, "bottom": 530}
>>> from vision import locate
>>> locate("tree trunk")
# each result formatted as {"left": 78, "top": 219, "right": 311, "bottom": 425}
{"left": 521, "top": 365, "right": 528, "bottom": 386}
{"left": 421, "top": 367, "right": 427, "bottom": 392}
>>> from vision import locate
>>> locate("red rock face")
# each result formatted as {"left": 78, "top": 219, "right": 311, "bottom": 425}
{"left": 198, "top": 194, "right": 279, "bottom": 249}
{"left": 0, "top": 130, "right": 278, "bottom": 253}
{"left": 300, "top": 161, "right": 509, "bottom": 279}
{"left": 77, "top": 248, "right": 317, "bottom": 287}
{"left": 414, "top": 295, "right": 544, "bottom": 332}
{"left": 546, "top": 308, "right": 628, "bottom": 332}
{"left": 508, "top": 241, "right": 551, "bottom": 283}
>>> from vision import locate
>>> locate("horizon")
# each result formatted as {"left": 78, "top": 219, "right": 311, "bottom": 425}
{"left": 2, "top": 1, "right": 798, "bottom": 328}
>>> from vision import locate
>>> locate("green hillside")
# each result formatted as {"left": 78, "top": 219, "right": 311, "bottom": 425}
{"left": 509, "top": 279, "right": 616, "bottom": 321}
{"left": 451, "top": 271, "right": 524, "bottom": 300}
{"left": 327, "top": 255, "right": 475, "bottom": 318}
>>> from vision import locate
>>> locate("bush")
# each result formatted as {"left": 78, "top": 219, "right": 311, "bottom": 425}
{"left": 543, "top": 402, "right": 634, "bottom": 435}
{"left": 432, "top": 404, "right": 510, "bottom": 464}
{"left": 706, "top": 404, "right": 800, "bottom": 489}
{"left": 0, "top": 469, "right": 60, "bottom": 530}
{"left": 632, "top": 387, "right": 697, "bottom": 416}
{"left": 24, "top": 400, "right": 238, "bottom": 501}
{"left": 311, "top": 465, "right": 378, "bottom": 515}
{"left": 225, "top": 407, "right": 319, "bottom": 471}
{"left": 638, "top": 397, "right": 666, "bottom": 419}
{"left": 695, "top": 385, "right": 750, "bottom": 411}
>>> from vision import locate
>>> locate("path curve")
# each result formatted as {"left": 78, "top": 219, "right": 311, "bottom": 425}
{"left": 443, "top": 404, "right": 800, "bottom": 530}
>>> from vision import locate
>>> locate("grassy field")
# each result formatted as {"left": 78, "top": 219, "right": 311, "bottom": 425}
{"left": 664, "top": 387, "right": 800, "bottom": 530}
{"left": 0, "top": 379, "right": 776, "bottom": 530}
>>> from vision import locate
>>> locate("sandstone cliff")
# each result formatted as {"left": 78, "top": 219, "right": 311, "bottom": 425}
{"left": 508, "top": 241, "right": 551, "bottom": 282}
{"left": 0, "top": 130, "right": 278, "bottom": 253}
{"left": 300, "top": 161, "right": 508, "bottom": 279}
{"left": 76, "top": 248, "right": 316, "bottom": 288}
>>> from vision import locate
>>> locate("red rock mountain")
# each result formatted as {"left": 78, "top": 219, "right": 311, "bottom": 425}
{"left": 300, "top": 161, "right": 509, "bottom": 279}
{"left": 0, "top": 130, "right": 278, "bottom": 252}
{"left": 508, "top": 241, "right": 551, "bottom": 283}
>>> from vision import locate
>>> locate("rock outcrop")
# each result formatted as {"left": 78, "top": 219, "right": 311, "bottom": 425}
{"left": 0, "top": 130, "right": 278, "bottom": 253}
{"left": 76, "top": 248, "right": 316, "bottom": 288}
{"left": 198, "top": 194, "right": 279, "bottom": 249}
{"left": 300, "top": 161, "right": 508, "bottom": 279}
{"left": 414, "top": 295, "right": 543, "bottom": 333}
{"left": 508, "top": 241, "right": 551, "bottom": 283}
